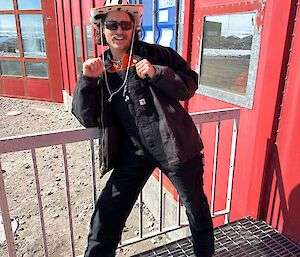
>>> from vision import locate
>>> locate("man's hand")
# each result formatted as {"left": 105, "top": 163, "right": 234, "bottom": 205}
{"left": 134, "top": 59, "right": 155, "bottom": 79}
{"left": 82, "top": 58, "right": 105, "bottom": 78}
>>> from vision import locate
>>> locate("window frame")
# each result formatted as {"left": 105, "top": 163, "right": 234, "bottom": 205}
{"left": 0, "top": 0, "right": 49, "bottom": 79}
{"left": 196, "top": 5, "right": 263, "bottom": 109}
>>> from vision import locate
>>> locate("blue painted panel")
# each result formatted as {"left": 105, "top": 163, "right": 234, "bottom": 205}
{"left": 133, "top": 0, "right": 177, "bottom": 49}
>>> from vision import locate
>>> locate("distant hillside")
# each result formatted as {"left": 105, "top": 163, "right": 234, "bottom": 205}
{"left": 203, "top": 35, "right": 253, "bottom": 50}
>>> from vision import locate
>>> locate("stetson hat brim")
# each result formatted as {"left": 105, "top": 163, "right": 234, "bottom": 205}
{"left": 90, "top": 4, "right": 143, "bottom": 30}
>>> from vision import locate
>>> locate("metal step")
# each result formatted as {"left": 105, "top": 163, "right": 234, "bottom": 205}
{"left": 132, "top": 217, "right": 300, "bottom": 257}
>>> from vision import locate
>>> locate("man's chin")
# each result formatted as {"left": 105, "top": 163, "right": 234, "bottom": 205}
{"left": 113, "top": 44, "right": 130, "bottom": 50}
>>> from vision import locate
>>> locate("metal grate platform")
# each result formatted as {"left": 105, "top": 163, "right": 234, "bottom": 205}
{"left": 132, "top": 217, "right": 300, "bottom": 257}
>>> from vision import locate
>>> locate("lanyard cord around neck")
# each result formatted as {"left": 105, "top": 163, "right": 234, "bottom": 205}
{"left": 98, "top": 21, "right": 136, "bottom": 174}
{"left": 99, "top": 22, "right": 136, "bottom": 103}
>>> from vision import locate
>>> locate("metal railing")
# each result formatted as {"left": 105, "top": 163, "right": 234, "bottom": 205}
{"left": 0, "top": 108, "right": 240, "bottom": 257}
{"left": 190, "top": 108, "right": 240, "bottom": 223}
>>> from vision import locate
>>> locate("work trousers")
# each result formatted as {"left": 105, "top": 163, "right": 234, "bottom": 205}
{"left": 84, "top": 142, "right": 214, "bottom": 257}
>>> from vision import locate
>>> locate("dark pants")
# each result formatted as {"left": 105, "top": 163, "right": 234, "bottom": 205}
{"left": 84, "top": 143, "right": 214, "bottom": 257}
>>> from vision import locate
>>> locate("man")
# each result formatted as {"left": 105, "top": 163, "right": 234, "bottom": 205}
{"left": 72, "top": 1, "right": 214, "bottom": 256}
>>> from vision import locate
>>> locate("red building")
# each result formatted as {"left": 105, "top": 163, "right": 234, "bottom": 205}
{"left": 0, "top": 0, "right": 299, "bottom": 247}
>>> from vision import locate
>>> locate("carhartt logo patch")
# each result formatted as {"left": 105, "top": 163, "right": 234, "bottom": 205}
{"left": 139, "top": 98, "right": 146, "bottom": 105}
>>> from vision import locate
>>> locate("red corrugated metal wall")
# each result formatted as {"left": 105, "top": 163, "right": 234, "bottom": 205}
{"left": 56, "top": 0, "right": 77, "bottom": 95}
{"left": 258, "top": 0, "right": 300, "bottom": 244}
{"left": 188, "top": 0, "right": 300, "bottom": 244}
{"left": 56, "top": 0, "right": 105, "bottom": 95}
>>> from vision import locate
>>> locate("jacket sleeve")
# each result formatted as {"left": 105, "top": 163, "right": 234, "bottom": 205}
{"left": 71, "top": 74, "right": 100, "bottom": 128}
{"left": 149, "top": 46, "right": 199, "bottom": 101}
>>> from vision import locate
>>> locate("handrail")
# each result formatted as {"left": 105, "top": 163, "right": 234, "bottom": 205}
{"left": 0, "top": 127, "right": 100, "bottom": 154}
{"left": 0, "top": 108, "right": 240, "bottom": 257}
{"left": 190, "top": 107, "right": 240, "bottom": 125}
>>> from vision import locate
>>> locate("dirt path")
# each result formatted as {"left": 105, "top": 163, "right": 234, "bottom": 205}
{"left": 0, "top": 97, "right": 168, "bottom": 257}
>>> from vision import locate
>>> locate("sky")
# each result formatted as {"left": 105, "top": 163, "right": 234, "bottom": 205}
{"left": 206, "top": 12, "right": 256, "bottom": 38}
{"left": 0, "top": 0, "right": 41, "bottom": 10}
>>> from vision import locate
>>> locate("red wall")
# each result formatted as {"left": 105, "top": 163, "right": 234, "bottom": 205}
{"left": 43, "top": 0, "right": 64, "bottom": 102}
{"left": 56, "top": 0, "right": 76, "bottom": 94}
{"left": 188, "top": 0, "right": 300, "bottom": 243}
{"left": 56, "top": 0, "right": 70, "bottom": 94}
{"left": 259, "top": 1, "right": 300, "bottom": 243}
{"left": 56, "top": 0, "right": 105, "bottom": 95}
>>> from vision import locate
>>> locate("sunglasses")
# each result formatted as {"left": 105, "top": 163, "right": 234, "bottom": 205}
{"left": 104, "top": 20, "right": 133, "bottom": 31}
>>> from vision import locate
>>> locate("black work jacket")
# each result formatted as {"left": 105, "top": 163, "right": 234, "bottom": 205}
{"left": 72, "top": 41, "right": 203, "bottom": 177}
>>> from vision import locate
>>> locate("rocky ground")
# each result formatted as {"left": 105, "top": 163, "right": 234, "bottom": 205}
{"left": 0, "top": 97, "right": 168, "bottom": 257}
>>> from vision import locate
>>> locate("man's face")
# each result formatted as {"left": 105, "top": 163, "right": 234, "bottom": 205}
{"left": 104, "top": 11, "right": 134, "bottom": 54}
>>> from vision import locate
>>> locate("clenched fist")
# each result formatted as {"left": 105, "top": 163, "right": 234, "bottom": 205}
{"left": 134, "top": 59, "right": 155, "bottom": 79}
{"left": 82, "top": 58, "right": 105, "bottom": 78}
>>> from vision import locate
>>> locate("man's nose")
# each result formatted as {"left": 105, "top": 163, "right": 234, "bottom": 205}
{"left": 116, "top": 25, "right": 124, "bottom": 32}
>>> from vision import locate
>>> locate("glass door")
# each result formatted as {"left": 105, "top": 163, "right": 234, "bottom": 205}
{"left": 0, "top": 0, "right": 63, "bottom": 102}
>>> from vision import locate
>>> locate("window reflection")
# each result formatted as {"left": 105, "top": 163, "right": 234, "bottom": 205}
{"left": 75, "top": 26, "right": 82, "bottom": 76}
{"left": 25, "top": 62, "right": 48, "bottom": 78}
{"left": 19, "top": 14, "right": 46, "bottom": 58}
{"left": 0, "top": 0, "right": 14, "bottom": 10}
{"left": 18, "top": 0, "right": 41, "bottom": 10}
{"left": 86, "top": 25, "right": 94, "bottom": 59}
{"left": 200, "top": 12, "right": 255, "bottom": 96}
{"left": 1, "top": 61, "right": 21, "bottom": 76}
{"left": 0, "top": 15, "right": 19, "bottom": 56}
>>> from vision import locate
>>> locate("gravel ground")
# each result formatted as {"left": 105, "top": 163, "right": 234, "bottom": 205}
{"left": 0, "top": 97, "right": 168, "bottom": 257}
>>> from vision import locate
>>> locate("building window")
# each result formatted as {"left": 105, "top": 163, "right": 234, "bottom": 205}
{"left": 0, "top": 15, "right": 19, "bottom": 56}
{"left": 74, "top": 26, "right": 82, "bottom": 76}
{"left": 86, "top": 25, "right": 94, "bottom": 59}
{"left": 0, "top": 61, "right": 21, "bottom": 76}
{"left": 0, "top": 0, "right": 49, "bottom": 84}
{"left": 25, "top": 62, "right": 48, "bottom": 78}
{"left": 0, "top": 0, "right": 14, "bottom": 10}
{"left": 17, "top": 0, "right": 41, "bottom": 10}
{"left": 19, "top": 14, "right": 46, "bottom": 58}
{"left": 198, "top": 12, "right": 260, "bottom": 109}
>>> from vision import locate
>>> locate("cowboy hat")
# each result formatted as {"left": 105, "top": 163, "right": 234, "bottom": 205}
{"left": 90, "top": 0, "right": 143, "bottom": 30}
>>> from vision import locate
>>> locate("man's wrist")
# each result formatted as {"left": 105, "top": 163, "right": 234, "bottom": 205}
{"left": 80, "top": 73, "right": 99, "bottom": 84}
{"left": 149, "top": 65, "right": 162, "bottom": 82}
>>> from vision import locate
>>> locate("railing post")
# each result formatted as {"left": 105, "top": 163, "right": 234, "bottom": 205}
{"left": 0, "top": 161, "right": 17, "bottom": 257}
{"left": 225, "top": 117, "right": 239, "bottom": 224}
{"left": 159, "top": 169, "right": 163, "bottom": 232}
{"left": 89, "top": 139, "right": 97, "bottom": 208}
{"left": 31, "top": 149, "right": 49, "bottom": 257}
{"left": 211, "top": 121, "right": 220, "bottom": 216}
{"left": 62, "top": 144, "right": 76, "bottom": 257}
